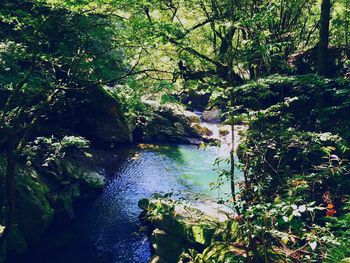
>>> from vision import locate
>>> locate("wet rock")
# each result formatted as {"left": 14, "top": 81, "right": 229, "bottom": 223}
{"left": 202, "top": 107, "right": 221, "bottom": 123}
{"left": 149, "top": 255, "right": 166, "bottom": 263}
{"left": 190, "top": 123, "right": 213, "bottom": 137}
{"left": 55, "top": 184, "right": 81, "bottom": 218}
{"left": 138, "top": 198, "right": 150, "bottom": 210}
{"left": 2, "top": 154, "right": 107, "bottom": 258}
{"left": 139, "top": 198, "right": 218, "bottom": 245}
{"left": 174, "top": 122, "right": 186, "bottom": 135}
{"left": 183, "top": 111, "right": 200, "bottom": 123}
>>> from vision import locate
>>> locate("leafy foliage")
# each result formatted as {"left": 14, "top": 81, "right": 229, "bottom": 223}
{"left": 228, "top": 75, "right": 350, "bottom": 261}
{"left": 1, "top": 0, "right": 350, "bottom": 262}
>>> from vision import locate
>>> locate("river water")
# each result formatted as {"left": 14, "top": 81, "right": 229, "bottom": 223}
{"left": 13, "top": 125, "right": 243, "bottom": 263}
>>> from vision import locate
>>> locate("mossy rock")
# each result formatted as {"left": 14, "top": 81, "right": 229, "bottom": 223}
{"left": 185, "top": 113, "right": 200, "bottom": 124}
{"left": 81, "top": 171, "right": 105, "bottom": 189}
{"left": 155, "top": 215, "right": 216, "bottom": 246}
{"left": 138, "top": 198, "right": 150, "bottom": 210}
{"left": 219, "top": 127, "right": 229, "bottom": 136}
{"left": 13, "top": 166, "right": 54, "bottom": 247}
{"left": 63, "top": 161, "right": 106, "bottom": 189}
{"left": 140, "top": 198, "right": 222, "bottom": 246}
{"left": 140, "top": 198, "right": 246, "bottom": 262}
{"left": 188, "top": 224, "right": 216, "bottom": 246}
{"left": 55, "top": 184, "right": 81, "bottom": 218}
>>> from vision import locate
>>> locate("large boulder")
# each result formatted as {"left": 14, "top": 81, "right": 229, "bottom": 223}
{"left": 133, "top": 103, "right": 204, "bottom": 144}
{"left": 1, "top": 85, "right": 131, "bottom": 147}
{"left": 202, "top": 107, "right": 221, "bottom": 123}
{"left": 62, "top": 160, "right": 106, "bottom": 190}
{"left": 37, "top": 157, "right": 107, "bottom": 219}
{"left": 48, "top": 85, "right": 131, "bottom": 145}
{"left": 178, "top": 89, "right": 211, "bottom": 111}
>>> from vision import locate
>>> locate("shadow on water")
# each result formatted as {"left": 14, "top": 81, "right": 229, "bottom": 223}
{"left": 10, "top": 143, "right": 238, "bottom": 263}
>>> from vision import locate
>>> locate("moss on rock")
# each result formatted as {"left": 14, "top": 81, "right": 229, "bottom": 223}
{"left": 1, "top": 154, "right": 107, "bottom": 258}
{"left": 63, "top": 160, "right": 106, "bottom": 190}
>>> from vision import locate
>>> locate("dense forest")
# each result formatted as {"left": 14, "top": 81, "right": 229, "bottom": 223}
{"left": 0, "top": 0, "right": 350, "bottom": 262}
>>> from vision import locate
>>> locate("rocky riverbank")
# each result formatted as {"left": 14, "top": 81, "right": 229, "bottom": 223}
{"left": 2, "top": 151, "right": 112, "bottom": 258}
{"left": 138, "top": 197, "right": 246, "bottom": 263}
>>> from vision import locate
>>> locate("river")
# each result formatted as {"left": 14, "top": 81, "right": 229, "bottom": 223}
{"left": 12, "top": 124, "right": 242, "bottom": 263}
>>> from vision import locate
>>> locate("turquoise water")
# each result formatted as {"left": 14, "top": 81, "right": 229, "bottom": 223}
{"left": 13, "top": 143, "right": 241, "bottom": 263}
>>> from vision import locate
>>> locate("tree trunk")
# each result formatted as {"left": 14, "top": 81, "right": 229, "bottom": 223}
{"left": 346, "top": 0, "right": 349, "bottom": 47}
{"left": 0, "top": 146, "right": 16, "bottom": 259}
{"left": 317, "top": 0, "right": 331, "bottom": 76}
{"left": 230, "top": 121, "right": 235, "bottom": 201}
{"left": 229, "top": 93, "right": 236, "bottom": 201}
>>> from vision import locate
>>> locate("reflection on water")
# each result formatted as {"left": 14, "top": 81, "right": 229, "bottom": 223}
{"left": 14, "top": 143, "right": 241, "bottom": 263}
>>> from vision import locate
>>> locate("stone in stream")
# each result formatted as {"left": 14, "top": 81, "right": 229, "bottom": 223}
{"left": 63, "top": 160, "right": 106, "bottom": 190}
{"left": 219, "top": 126, "right": 229, "bottom": 136}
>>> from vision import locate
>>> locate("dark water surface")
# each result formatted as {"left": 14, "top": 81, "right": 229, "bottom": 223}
{"left": 13, "top": 144, "right": 236, "bottom": 263}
